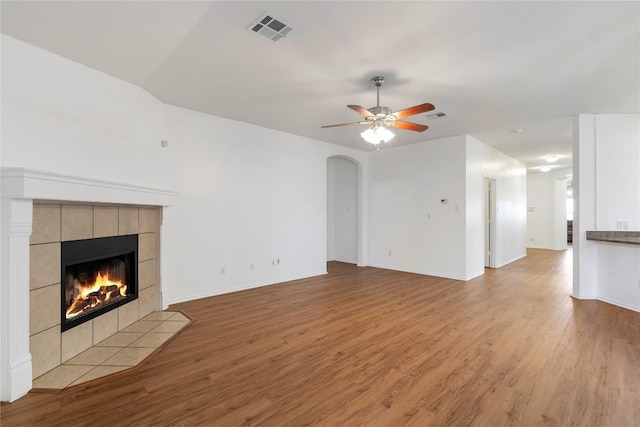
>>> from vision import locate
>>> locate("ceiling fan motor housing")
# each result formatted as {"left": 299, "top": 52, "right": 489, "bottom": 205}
{"left": 372, "top": 76, "right": 385, "bottom": 86}
{"left": 368, "top": 106, "right": 393, "bottom": 118}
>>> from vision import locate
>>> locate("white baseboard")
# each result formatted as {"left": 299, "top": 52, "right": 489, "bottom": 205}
{"left": 166, "top": 270, "right": 328, "bottom": 306}
{"left": 570, "top": 292, "right": 596, "bottom": 300}
{"left": 2, "top": 355, "right": 31, "bottom": 402}
{"left": 494, "top": 253, "right": 526, "bottom": 268}
{"left": 596, "top": 296, "right": 640, "bottom": 313}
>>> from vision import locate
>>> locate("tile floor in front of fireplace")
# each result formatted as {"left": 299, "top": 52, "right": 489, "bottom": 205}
{"left": 32, "top": 311, "right": 190, "bottom": 390}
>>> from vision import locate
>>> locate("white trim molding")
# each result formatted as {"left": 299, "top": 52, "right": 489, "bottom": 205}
{"left": 1, "top": 167, "right": 177, "bottom": 206}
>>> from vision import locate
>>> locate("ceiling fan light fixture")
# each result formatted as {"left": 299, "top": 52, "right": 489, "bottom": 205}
{"left": 361, "top": 125, "right": 395, "bottom": 145}
{"left": 322, "top": 76, "right": 433, "bottom": 147}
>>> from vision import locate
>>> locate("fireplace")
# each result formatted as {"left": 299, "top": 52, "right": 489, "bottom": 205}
{"left": 61, "top": 235, "right": 138, "bottom": 332}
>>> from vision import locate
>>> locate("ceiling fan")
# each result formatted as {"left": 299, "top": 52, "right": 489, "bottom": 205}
{"left": 322, "top": 76, "right": 435, "bottom": 149}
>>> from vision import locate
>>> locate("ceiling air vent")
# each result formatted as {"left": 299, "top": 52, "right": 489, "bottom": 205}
{"left": 248, "top": 13, "right": 293, "bottom": 42}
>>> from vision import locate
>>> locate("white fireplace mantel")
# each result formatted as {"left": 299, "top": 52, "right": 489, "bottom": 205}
{"left": 1, "top": 167, "right": 178, "bottom": 206}
{"left": 0, "top": 167, "right": 177, "bottom": 402}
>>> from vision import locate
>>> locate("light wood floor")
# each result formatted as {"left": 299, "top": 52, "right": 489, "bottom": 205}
{"left": 2, "top": 248, "right": 639, "bottom": 426}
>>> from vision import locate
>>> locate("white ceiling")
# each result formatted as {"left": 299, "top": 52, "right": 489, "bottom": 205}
{"left": 2, "top": 1, "right": 639, "bottom": 173}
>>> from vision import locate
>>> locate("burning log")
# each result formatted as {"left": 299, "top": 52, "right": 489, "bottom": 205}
{"left": 65, "top": 271, "right": 127, "bottom": 319}
{"left": 100, "top": 285, "right": 120, "bottom": 298}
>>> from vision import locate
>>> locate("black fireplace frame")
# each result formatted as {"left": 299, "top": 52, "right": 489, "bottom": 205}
{"left": 60, "top": 234, "right": 138, "bottom": 332}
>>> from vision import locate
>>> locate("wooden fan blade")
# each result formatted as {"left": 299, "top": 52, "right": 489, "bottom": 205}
{"left": 391, "top": 121, "right": 429, "bottom": 132}
{"left": 321, "top": 121, "right": 370, "bottom": 128}
{"left": 347, "top": 105, "right": 374, "bottom": 118}
{"left": 393, "top": 103, "right": 435, "bottom": 119}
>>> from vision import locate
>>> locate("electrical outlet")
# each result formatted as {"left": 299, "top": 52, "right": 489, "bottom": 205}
{"left": 276, "top": 258, "right": 280, "bottom": 264}
{"left": 617, "top": 220, "right": 630, "bottom": 230}
{"left": 220, "top": 266, "right": 225, "bottom": 274}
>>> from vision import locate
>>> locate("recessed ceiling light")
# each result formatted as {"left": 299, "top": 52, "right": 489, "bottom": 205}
{"left": 540, "top": 166, "right": 552, "bottom": 172}
{"left": 545, "top": 155, "right": 559, "bottom": 163}
{"left": 511, "top": 128, "right": 522, "bottom": 134}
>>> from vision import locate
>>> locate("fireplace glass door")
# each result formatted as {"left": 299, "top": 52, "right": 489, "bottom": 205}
{"left": 61, "top": 235, "right": 138, "bottom": 331}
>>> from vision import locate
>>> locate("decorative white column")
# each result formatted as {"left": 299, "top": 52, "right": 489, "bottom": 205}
{"left": 1, "top": 198, "right": 34, "bottom": 402}
{"left": 572, "top": 115, "right": 597, "bottom": 299}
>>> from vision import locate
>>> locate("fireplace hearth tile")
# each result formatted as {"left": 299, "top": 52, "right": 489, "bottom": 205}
{"left": 102, "top": 347, "right": 155, "bottom": 367}
{"left": 142, "top": 311, "right": 177, "bottom": 321}
{"left": 138, "top": 259, "right": 156, "bottom": 290}
{"left": 138, "top": 287, "right": 156, "bottom": 318}
{"left": 29, "top": 284, "right": 60, "bottom": 336}
{"left": 167, "top": 312, "right": 190, "bottom": 322}
{"left": 32, "top": 311, "right": 191, "bottom": 390}
{"left": 138, "top": 232, "right": 156, "bottom": 262}
{"left": 30, "top": 326, "right": 61, "bottom": 378}
{"left": 93, "top": 206, "right": 119, "bottom": 238}
{"left": 95, "top": 331, "right": 144, "bottom": 347}
{"left": 65, "top": 346, "right": 122, "bottom": 366}
{"left": 33, "top": 365, "right": 94, "bottom": 390}
{"left": 151, "top": 320, "right": 189, "bottom": 333}
{"left": 138, "top": 208, "right": 157, "bottom": 233}
{"left": 121, "top": 320, "right": 162, "bottom": 333}
{"left": 29, "top": 242, "right": 60, "bottom": 290}
{"left": 61, "top": 321, "right": 93, "bottom": 362}
{"left": 61, "top": 205, "right": 93, "bottom": 241}
{"left": 93, "top": 309, "right": 119, "bottom": 344}
{"left": 31, "top": 204, "right": 61, "bottom": 244}
{"left": 118, "top": 207, "right": 139, "bottom": 235}
{"left": 118, "top": 299, "right": 139, "bottom": 330}
{"left": 129, "top": 332, "right": 174, "bottom": 348}
{"left": 70, "top": 366, "right": 129, "bottom": 387}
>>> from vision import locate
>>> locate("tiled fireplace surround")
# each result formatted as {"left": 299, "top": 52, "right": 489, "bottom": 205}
{"left": 30, "top": 203, "right": 160, "bottom": 379}
{"left": 1, "top": 168, "right": 177, "bottom": 402}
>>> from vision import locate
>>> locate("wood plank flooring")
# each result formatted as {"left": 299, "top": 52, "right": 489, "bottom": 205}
{"left": 2, "top": 248, "right": 639, "bottom": 426}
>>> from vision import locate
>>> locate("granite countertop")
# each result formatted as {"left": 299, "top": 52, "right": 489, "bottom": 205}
{"left": 586, "top": 231, "right": 640, "bottom": 245}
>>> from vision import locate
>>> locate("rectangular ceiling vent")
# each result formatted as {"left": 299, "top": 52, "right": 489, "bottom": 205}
{"left": 425, "top": 111, "right": 448, "bottom": 120}
{"left": 248, "top": 13, "right": 293, "bottom": 42}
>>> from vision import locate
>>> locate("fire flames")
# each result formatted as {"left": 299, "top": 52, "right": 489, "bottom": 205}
{"left": 66, "top": 271, "right": 127, "bottom": 319}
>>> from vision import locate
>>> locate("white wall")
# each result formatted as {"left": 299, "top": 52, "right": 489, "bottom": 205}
{"left": 368, "top": 135, "right": 526, "bottom": 281}
{"left": 595, "top": 114, "right": 640, "bottom": 230}
{"left": 368, "top": 136, "right": 468, "bottom": 280}
{"left": 0, "top": 35, "right": 172, "bottom": 190}
{"left": 466, "top": 136, "right": 527, "bottom": 274}
{"left": 164, "top": 106, "right": 368, "bottom": 304}
{"left": 0, "top": 33, "right": 369, "bottom": 307}
{"left": 327, "top": 157, "right": 358, "bottom": 264}
{"left": 574, "top": 114, "right": 640, "bottom": 311}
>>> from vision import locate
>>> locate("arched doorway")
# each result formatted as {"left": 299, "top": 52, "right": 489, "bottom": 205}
{"left": 327, "top": 156, "right": 361, "bottom": 265}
